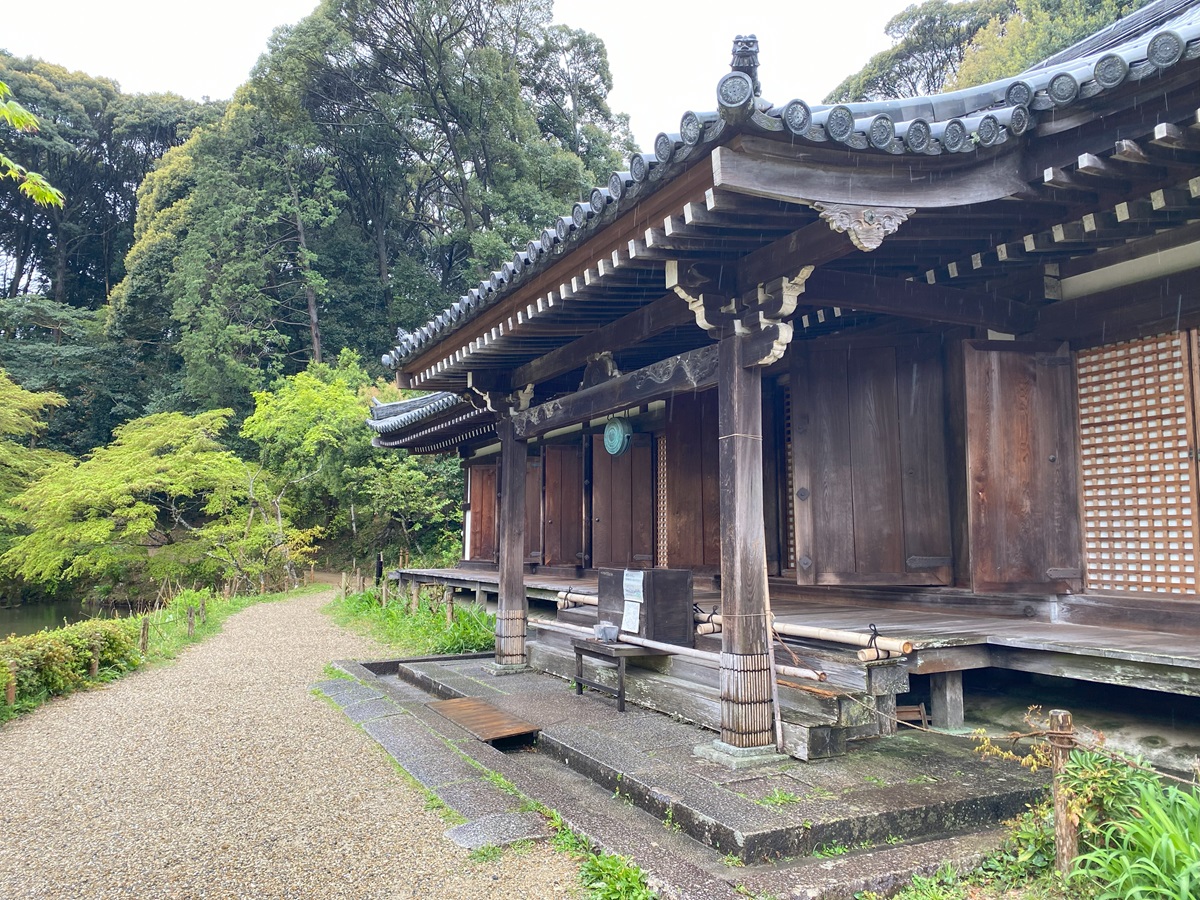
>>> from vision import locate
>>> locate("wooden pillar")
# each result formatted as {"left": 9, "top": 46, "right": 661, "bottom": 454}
{"left": 930, "top": 670, "right": 964, "bottom": 729}
{"left": 496, "top": 418, "right": 528, "bottom": 666}
{"left": 718, "top": 335, "right": 774, "bottom": 749}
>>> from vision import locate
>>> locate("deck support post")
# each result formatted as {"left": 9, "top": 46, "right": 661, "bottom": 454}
{"left": 930, "top": 670, "right": 964, "bottom": 729}
{"left": 496, "top": 417, "right": 528, "bottom": 666}
{"left": 717, "top": 334, "right": 775, "bottom": 749}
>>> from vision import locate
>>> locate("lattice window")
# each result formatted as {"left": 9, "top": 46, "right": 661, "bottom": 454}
{"left": 1077, "top": 333, "right": 1199, "bottom": 594}
{"left": 783, "top": 384, "right": 796, "bottom": 570}
{"left": 656, "top": 433, "right": 669, "bottom": 567}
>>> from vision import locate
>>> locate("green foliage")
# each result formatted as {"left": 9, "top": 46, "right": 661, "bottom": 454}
{"left": 0, "top": 79, "right": 63, "bottom": 207}
{"left": 826, "top": 0, "right": 1014, "bottom": 101}
{"left": 578, "top": 850, "right": 656, "bottom": 900}
{"left": 951, "top": 0, "right": 1153, "bottom": 88}
{"left": 758, "top": 788, "right": 802, "bottom": 807}
{"left": 325, "top": 588, "right": 495, "bottom": 656}
{"left": 2, "top": 409, "right": 315, "bottom": 596}
{"left": 1070, "top": 761, "right": 1200, "bottom": 898}
{"left": 0, "top": 617, "right": 141, "bottom": 720}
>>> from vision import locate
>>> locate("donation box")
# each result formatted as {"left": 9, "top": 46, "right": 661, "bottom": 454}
{"left": 597, "top": 568, "right": 694, "bottom": 648}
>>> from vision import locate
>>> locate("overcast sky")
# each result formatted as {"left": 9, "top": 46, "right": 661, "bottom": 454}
{"left": 1, "top": 0, "right": 913, "bottom": 148}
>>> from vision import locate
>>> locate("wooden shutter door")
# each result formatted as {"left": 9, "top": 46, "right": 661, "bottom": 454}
{"left": 467, "top": 464, "right": 497, "bottom": 562}
{"left": 591, "top": 433, "right": 654, "bottom": 569}
{"left": 1076, "top": 333, "right": 1200, "bottom": 594}
{"left": 964, "top": 341, "right": 1083, "bottom": 593}
{"left": 543, "top": 443, "right": 583, "bottom": 566}
{"left": 791, "top": 340, "right": 953, "bottom": 585}
{"left": 665, "top": 391, "right": 721, "bottom": 569}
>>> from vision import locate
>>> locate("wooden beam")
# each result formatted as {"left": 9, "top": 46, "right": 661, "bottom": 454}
{"left": 1036, "top": 265, "right": 1200, "bottom": 342}
{"left": 510, "top": 292, "right": 692, "bottom": 388}
{"left": 511, "top": 344, "right": 719, "bottom": 439}
{"left": 800, "top": 268, "right": 1037, "bottom": 332}
{"left": 713, "top": 139, "right": 1029, "bottom": 208}
{"left": 736, "top": 220, "right": 856, "bottom": 290}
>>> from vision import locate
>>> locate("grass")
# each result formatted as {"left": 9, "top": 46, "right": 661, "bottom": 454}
{"left": 323, "top": 586, "right": 495, "bottom": 655}
{"left": 758, "top": 787, "right": 803, "bottom": 808}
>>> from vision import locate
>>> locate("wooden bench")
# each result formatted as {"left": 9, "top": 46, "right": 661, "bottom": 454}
{"left": 571, "top": 638, "right": 670, "bottom": 712}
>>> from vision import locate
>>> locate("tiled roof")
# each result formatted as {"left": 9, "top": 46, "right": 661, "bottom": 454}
{"left": 380, "top": 0, "right": 1200, "bottom": 372}
{"left": 366, "top": 391, "right": 462, "bottom": 434}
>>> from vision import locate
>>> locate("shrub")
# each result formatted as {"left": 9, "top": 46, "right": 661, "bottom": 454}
{"left": 0, "top": 618, "right": 141, "bottom": 720}
{"left": 1073, "top": 778, "right": 1200, "bottom": 899}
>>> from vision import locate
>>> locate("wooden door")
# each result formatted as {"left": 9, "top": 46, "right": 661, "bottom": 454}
{"left": 1075, "top": 333, "right": 1200, "bottom": 594}
{"left": 467, "top": 463, "right": 497, "bottom": 562}
{"left": 543, "top": 442, "right": 583, "bottom": 566}
{"left": 791, "top": 338, "right": 953, "bottom": 585}
{"left": 964, "top": 341, "right": 1083, "bottom": 593}
{"left": 524, "top": 451, "right": 543, "bottom": 563}
{"left": 591, "top": 433, "right": 654, "bottom": 569}
{"left": 664, "top": 391, "right": 721, "bottom": 569}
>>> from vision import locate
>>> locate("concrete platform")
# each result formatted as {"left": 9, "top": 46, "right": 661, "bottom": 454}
{"left": 316, "top": 654, "right": 1048, "bottom": 900}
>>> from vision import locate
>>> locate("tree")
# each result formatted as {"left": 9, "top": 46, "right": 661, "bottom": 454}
{"left": 0, "top": 369, "right": 67, "bottom": 557}
{"left": 2, "top": 409, "right": 313, "bottom": 597}
{"left": 0, "top": 79, "right": 63, "bottom": 207}
{"left": 826, "top": 0, "right": 1015, "bottom": 101}
{"left": 950, "top": 0, "right": 1152, "bottom": 88}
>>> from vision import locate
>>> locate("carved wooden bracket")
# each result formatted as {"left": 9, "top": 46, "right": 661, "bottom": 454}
{"left": 465, "top": 382, "right": 534, "bottom": 414}
{"left": 666, "top": 260, "right": 812, "bottom": 366}
{"left": 811, "top": 203, "right": 915, "bottom": 252}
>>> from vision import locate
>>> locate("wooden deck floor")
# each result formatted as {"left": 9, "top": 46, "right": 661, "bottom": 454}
{"left": 393, "top": 566, "right": 1200, "bottom": 696}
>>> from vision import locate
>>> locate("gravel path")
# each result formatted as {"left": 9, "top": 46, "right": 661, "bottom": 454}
{"left": 0, "top": 590, "right": 581, "bottom": 898}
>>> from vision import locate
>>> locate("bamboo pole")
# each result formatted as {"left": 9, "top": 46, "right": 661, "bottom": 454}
{"left": 538, "top": 620, "right": 825, "bottom": 681}
{"left": 694, "top": 612, "right": 913, "bottom": 654}
{"left": 1049, "top": 709, "right": 1078, "bottom": 876}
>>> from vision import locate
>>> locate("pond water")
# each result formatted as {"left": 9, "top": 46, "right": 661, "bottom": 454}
{"left": 0, "top": 598, "right": 93, "bottom": 638}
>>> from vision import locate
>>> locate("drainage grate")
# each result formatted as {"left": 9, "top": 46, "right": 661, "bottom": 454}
{"left": 427, "top": 697, "right": 540, "bottom": 744}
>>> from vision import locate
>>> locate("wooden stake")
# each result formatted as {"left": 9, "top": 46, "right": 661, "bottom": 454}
{"left": 6, "top": 661, "right": 16, "bottom": 705}
{"left": 1049, "top": 709, "right": 1078, "bottom": 876}
{"left": 90, "top": 647, "right": 100, "bottom": 678}
{"left": 410, "top": 579, "right": 421, "bottom": 614}
{"left": 187, "top": 606, "right": 196, "bottom": 639}
{"left": 340, "top": 572, "right": 347, "bottom": 598}
{"left": 140, "top": 617, "right": 149, "bottom": 654}
{"left": 309, "top": 562, "right": 315, "bottom": 585}
{"left": 443, "top": 585, "right": 454, "bottom": 624}
{"left": 380, "top": 579, "right": 388, "bottom": 607}
{"left": 200, "top": 597, "right": 207, "bottom": 625}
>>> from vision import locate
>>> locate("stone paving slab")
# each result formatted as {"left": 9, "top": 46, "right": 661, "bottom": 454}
{"left": 341, "top": 697, "right": 404, "bottom": 723}
{"left": 445, "top": 812, "right": 549, "bottom": 850}
{"left": 436, "top": 778, "right": 525, "bottom": 820}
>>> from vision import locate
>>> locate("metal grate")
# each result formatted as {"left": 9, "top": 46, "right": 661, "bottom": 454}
{"left": 1076, "top": 332, "right": 1199, "bottom": 594}
{"left": 783, "top": 384, "right": 796, "bottom": 570}
{"left": 656, "top": 433, "right": 669, "bottom": 567}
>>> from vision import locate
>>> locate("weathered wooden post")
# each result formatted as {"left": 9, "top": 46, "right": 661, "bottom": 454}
{"left": 187, "top": 606, "right": 196, "bottom": 639}
{"left": 667, "top": 252, "right": 809, "bottom": 755}
{"left": 200, "top": 596, "right": 207, "bottom": 626}
{"left": 496, "top": 417, "right": 528, "bottom": 667}
{"left": 410, "top": 579, "right": 421, "bottom": 614}
{"left": 309, "top": 562, "right": 315, "bottom": 585}
{"left": 1049, "top": 709, "right": 1078, "bottom": 875}
{"left": 380, "top": 578, "right": 388, "bottom": 607}
{"left": 340, "top": 572, "right": 347, "bottom": 598}
{"left": 89, "top": 645, "right": 100, "bottom": 678}
{"left": 7, "top": 660, "right": 17, "bottom": 705}
{"left": 140, "top": 617, "right": 149, "bottom": 654}
{"left": 442, "top": 585, "right": 454, "bottom": 624}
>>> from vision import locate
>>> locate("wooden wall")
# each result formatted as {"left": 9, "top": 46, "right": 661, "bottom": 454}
{"left": 665, "top": 392, "right": 721, "bottom": 569}
{"left": 790, "top": 337, "right": 953, "bottom": 586}
{"left": 524, "top": 452, "right": 543, "bottom": 563}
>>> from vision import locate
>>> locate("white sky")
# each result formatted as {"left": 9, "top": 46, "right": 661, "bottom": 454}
{"left": 0, "top": 0, "right": 912, "bottom": 148}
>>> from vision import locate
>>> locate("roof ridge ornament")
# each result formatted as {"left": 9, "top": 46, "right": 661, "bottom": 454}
{"left": 812, "top": 203, "right": 916, "bottom": 252}
{"left": 730, "top": 34, "right": 760, "bottom": 96}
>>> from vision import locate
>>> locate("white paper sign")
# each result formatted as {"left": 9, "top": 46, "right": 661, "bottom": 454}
{"left": 622, "top": 569, "right": 644, "bottom": 603}
{"left": 620, "top": 599, "right": 642, "bottom": 633}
